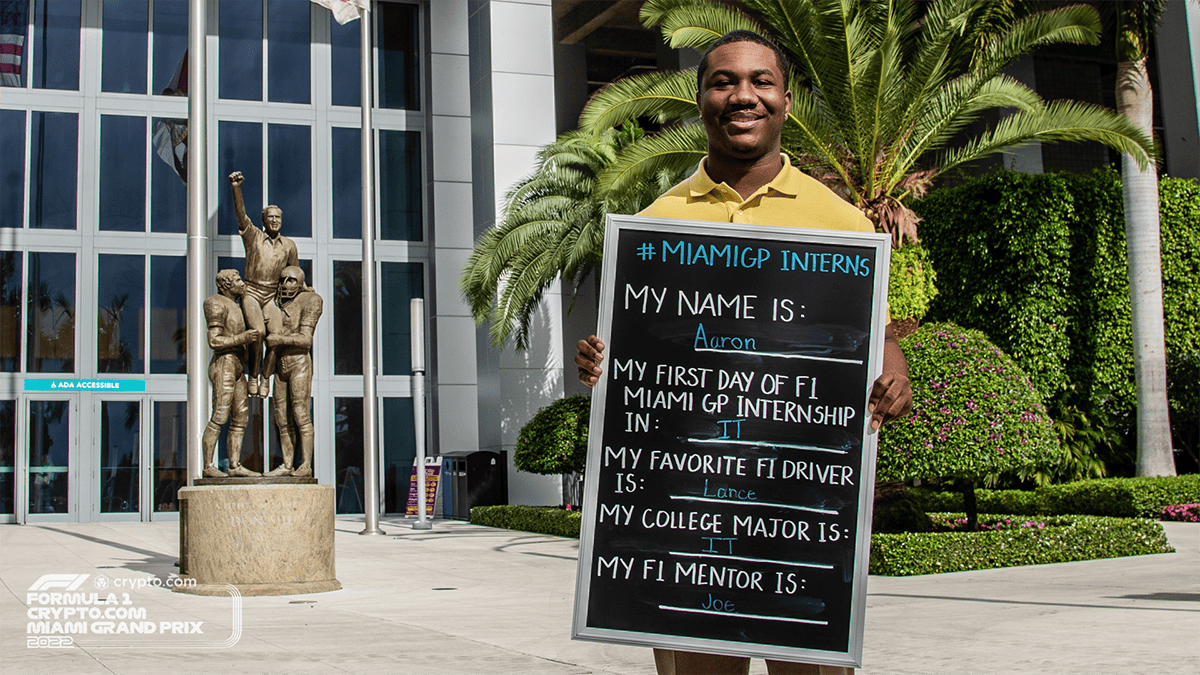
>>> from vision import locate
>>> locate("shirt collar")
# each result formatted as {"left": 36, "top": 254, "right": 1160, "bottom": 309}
{"left": 688, "top": 154, "right": 802, "bottom": 200}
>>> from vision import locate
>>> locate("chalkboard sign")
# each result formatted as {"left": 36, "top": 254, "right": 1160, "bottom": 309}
{"left": 572, "top": 215, "right": 891, "bottom": 667}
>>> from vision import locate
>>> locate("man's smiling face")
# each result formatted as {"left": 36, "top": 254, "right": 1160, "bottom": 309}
{"left": 696, "top": 40, "right": 792, "bottom": 165}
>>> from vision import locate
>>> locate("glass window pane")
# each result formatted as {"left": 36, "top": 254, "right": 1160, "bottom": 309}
{"left": 381, "top": 262, "right": 423, "bottom": 375}
{"left": 333, "top": 260, "right": 360, "bottom": 375}
{"left": 0, "top": 110, "right": 25, "bottom": 227}
{"left": 382, "top": 397, "right": 414, "bottom": 514}
{"left": 330, "top": 13, "right": 358, "bottom": 106}
{"left": 1, "top": 251, "right": 21, "bottom": 371}
{"left": 377, "top": 2, "right": 418, "bottom": 110}
{"left": 150, "top": 117, "right": 187, "bottom": 233}
{"left": 151, "top": 0, "right": 187, "bottom": 94}
{"left": 1, "top": 1, "right": 29, "bottom": 88}
{"left": 32, "top": 0, "right": 80, "bottom": 90}
{"left": 29, "top": 111, "right": 77, "bottom": 230}
{"left": 0, "top": 400, "right": 13, "bottom": 514}
{"left": 218, "top": 121, "right": 262, "bottom": 236}
{"left": 28, "top": 399, "right": 68, "bottom": 514}
{"left": 100, "top": 400, "right": 139, "bottom": 513}
{"left": 331, "top": 126, "right": 361, "bottom": 239}
{"left": 150, "top": 255, "right": 184, "bottom": 373}
{"left": 334, "top": 396, "right": 362, "bottom": 514}
{"left": 97, "top": 254, "right": 145, "bottom": 373}
{"left": 26, "top": 252, "right": 74, "bottom": 373}
{"left": 218, "top": 0, "right": 261, "bottom": 100}
{"left": 267, "top": 123, "right": 311, "bottom": 237}
{"left": 267, "top": 0, "right": 309, "bottom": 104}
{"left": 99, "top": 115, "right": 146, "bottom": 232}
{"left": 152, "top": 401, "right": 185, "bottom": 511}
{"left": 101, "top": 0, "right": 148, "bottom": 94}
{"left": 379, "top": 130, "right": 421, "bottom": 241}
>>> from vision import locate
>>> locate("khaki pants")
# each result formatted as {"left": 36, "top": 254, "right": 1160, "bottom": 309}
{"left": 653, "top": 649, "right": 853, "bottom": 675}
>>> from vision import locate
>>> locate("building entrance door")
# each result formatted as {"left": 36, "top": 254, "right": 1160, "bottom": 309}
{"left": 20, "top": 394, "right": 78, "bottom": 523}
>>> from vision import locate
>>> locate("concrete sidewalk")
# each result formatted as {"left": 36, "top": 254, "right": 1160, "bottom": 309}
{"left": 1, "top": 518, "right": 1196, "bottom": 675}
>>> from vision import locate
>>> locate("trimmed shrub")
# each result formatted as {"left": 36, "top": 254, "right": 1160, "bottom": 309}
{"left": 878, "top": 323, "right": 1059, "bottom": 484}
{"left": 869, "top": 514, "right": 1173, "bottom": 576}
{"left": 887, "top": 241, "right": 938, "bottom": 322}
{"left": 1037, "top": 476, "right": 1199, "bottom": 517}
{"left": 910, "top": 475, "right": 1199, "bottom": 517}
{"left": 513, "top": 395, "right": 590, "bottom": 476}
{"left": 914, "top": 171, "right": 1200, "bottom": 458}
{"left": 470, "top": 504, "right": 582, "bottom": 538}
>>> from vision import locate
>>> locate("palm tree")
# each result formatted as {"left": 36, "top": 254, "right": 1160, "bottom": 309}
{"left": 1113, "top": 0, "right": 1174, "bottom": 476}
{"left": 583, "top": 0, "right": 1156, "bottom": 248}
{"left": 461, "top": 124, "right": 686, "bottom": 348}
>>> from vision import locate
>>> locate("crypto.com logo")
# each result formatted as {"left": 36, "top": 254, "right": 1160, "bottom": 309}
{"left": 28, "top": 574, "right": 91, "bottom": 592}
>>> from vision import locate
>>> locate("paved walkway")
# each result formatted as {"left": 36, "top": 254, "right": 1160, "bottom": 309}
{"left": 1, "top": 518, "right": 1196, "bottom": 675}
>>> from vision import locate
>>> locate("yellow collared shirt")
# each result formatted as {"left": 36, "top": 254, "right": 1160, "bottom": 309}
{"left": 638, "top": 156, "right": 872, "bottom": 233}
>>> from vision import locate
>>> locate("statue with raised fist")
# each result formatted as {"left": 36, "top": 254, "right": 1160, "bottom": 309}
{"left": 229, "top": 170, "right": 299, "bottom": 399}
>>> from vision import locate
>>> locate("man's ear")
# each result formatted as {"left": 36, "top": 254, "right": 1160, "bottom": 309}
{"left": 784, "top": 89, "right": 793, "bottom": 115}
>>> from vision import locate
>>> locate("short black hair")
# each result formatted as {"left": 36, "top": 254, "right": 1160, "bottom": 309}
{"left": 696, "top": 30, "right": 791, "bottom": 94}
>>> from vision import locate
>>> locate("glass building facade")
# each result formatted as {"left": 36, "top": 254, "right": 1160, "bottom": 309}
{"left": 0, "top": 0, "right": 428, "bottom": 522}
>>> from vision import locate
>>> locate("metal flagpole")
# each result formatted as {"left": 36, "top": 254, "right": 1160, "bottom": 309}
{"left": 411, "top": 299, "right": 431, "bottom": 530}
{"left": 186, "top": 0, "right": 209, "bottom": 485}
{"left": 359, "top": 4, "right": 384, "bottom": 535}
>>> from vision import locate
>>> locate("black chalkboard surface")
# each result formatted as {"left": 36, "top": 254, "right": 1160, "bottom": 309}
{"left": 572, "top": 215, "right": 891, "bottom": 667}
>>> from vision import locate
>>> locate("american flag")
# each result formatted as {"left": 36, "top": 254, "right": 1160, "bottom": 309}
{"left": 0, "top": 0, "right": 28, "bottom": 87}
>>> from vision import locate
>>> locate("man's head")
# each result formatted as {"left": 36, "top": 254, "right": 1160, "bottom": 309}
{"left": 278, "top": 266, "right": 305, "bottom": 301}
{"left": 262, "top": 206, "right": 283, "bottom": 236}
{"left": 215, "top": 269, "right": 245, "bottom": 296}
{"left": 695, "top": 30, "right": 792, "bottom": 165}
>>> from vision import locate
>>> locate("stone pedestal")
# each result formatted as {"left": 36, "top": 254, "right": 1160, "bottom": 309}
{"left": 175, "top": 484, "right": 341, "bottom": 596}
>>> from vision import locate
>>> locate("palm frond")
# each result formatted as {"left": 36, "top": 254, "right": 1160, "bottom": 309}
{"left": 580, "top": 70, "right": 699, "bottom": 132}
{"left": 745, "top": 0, "right": 824, "bottom": 87}
{"left": 973, "top": 4, "right": 1101, "bottom": 76}
{"left": 934, "top": 100, "right": 1155, "bottom": 174}
{"left": 598, "top": 124, "right": 708, "bottom": 197}
{"left": 640, "top": 0, "right": 762, "bottom": 51}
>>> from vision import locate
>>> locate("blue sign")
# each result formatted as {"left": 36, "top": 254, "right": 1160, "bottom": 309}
{"left": 24, "top": 379, "right": 147, "bottom": 392}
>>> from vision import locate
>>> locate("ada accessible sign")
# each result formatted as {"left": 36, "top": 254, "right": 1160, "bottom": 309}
{"left": 572, "top": 215, "right": 891, "bottom": 668}
{"left": 25, "top": 379, "right": 147, "bottom": 392}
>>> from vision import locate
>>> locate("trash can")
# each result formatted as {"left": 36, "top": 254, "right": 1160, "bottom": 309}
{"left": 448, "top": 451, "right": 508, "bottom": 519}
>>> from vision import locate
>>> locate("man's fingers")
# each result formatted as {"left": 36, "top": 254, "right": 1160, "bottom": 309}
{"left": 575, "top": 336, "right": 605, "bottom": 387}
{"left": 868, "top": 372, "right": 912, "bottom": 429}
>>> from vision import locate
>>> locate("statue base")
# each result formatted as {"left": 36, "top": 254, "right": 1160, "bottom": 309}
{"left": 175, "top": 483, "right": 341, "bottom": 597}
{"left": 194, "top": 476, "right": 318, "bottom": 486}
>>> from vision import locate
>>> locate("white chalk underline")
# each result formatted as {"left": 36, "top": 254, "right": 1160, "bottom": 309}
{"left": 669, "top": 550, "right": 834, "bottom": 570}
{"left": 694, "top": 347, "right": 863, "bottom": 365}
{"left": 686, "top": 438, "right": 849, "bottom": 455}
{"left": 659, "top": 605, "right": 829, "bottom": 625}
{"left": 669, "top": 494, "right": 839, "bottom": 515}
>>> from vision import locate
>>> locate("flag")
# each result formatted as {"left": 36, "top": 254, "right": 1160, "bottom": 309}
{"left": 0, "top": 0, "right": 28, "bottom": 87}
{"left": 153, "top": 50, "right": 188, "bottom": 184}
{"left": 311, "top": 0, "right": 367, "bottom": 25}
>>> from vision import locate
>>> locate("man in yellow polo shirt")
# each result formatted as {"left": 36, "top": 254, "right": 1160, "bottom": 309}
{"left": 575, "top": 29, "right": 912, "bottom": 675}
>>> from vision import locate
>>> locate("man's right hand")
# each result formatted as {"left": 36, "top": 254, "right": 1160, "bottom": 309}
{"left": 240, "top": 329, "right": 260, "bottom": 344}
{"left": 575, "top": 335, "right": 604, "bottom": 387}
{"left": 229, "top": 171, "right": 243, "bottom": 187}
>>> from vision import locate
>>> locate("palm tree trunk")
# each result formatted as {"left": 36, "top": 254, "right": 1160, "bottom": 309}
{"left": 1116, "top": 55, "right": 1175, "bottom": 477}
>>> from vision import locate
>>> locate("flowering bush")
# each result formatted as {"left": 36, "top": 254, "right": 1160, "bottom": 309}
{"left": 1160, "top": 503, "right": 1200, "bottom": 523}
{"left": 930, "top": 516, "right": 1046, "bottom": 532}
{"left": 513, "top": 395, "right": 590, "bottom": 475}
{"left": 878, "top": 322, "right": 1060, "bottom": 483}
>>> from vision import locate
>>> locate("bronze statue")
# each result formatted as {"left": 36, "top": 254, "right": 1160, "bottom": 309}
{"left": 230, "top": 171, "right": 299, "bottom": 399}
{"left": 201, "top": 269, "right": 261, "bottom": 478}
{"left": 262, "top": 266, "right": 323, "bottom": 477}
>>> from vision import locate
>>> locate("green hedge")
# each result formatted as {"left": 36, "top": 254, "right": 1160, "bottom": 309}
{"left": 869, "top": 514, "right": 1173, "bottom": 576}
{"left": 911, "top": 475, "right": 1199, "bottom": 517}
{"left": 470, "top": 504, "right": 582, "bottom": 538}
{"left": 914, "top": 171, "right": 1200, "bottom": 441}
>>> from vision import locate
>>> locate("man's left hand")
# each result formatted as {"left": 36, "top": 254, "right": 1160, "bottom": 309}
{"left": 868, "top": 371, "right": 912, "bottom": 431}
